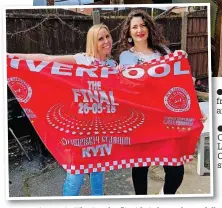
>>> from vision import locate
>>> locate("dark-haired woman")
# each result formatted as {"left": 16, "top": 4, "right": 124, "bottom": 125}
{"left": 118, "top": 9, "right": 206, "bottom": 195}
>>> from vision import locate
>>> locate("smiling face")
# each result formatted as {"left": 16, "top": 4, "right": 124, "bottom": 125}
{"left": 129, "top": 16, "right": 149, "bottom": 44}
{"left": 86, "top": 24, "right": 113, "bottom": 60}
{"left": 97, "top": 28, "right": 113, "bottom": 57}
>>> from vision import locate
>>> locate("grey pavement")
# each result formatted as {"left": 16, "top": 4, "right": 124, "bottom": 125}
{"left": 8, "top": 153, "right": 211, "bottom": 197}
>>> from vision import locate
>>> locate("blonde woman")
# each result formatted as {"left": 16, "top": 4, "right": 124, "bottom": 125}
{"left": 11, "top": 24, "right": 116, "bottom": 196}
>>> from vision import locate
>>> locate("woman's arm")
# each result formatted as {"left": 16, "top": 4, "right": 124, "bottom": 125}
{"left": 9, "top": 53, "right": 76, "bottom": 65}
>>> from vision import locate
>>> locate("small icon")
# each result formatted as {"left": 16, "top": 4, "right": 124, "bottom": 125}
{"left": 218, "top": 126, "right": 222, "bottom": 132}
{"left": 217, "top": 89, "right": 222, "bottom": 95}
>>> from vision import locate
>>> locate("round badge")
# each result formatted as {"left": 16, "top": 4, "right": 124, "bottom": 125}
{"left": 8, "top": 77, "right": 32, "bottom": 103}
{"left": 164, "top": 87, "right": 191, "bottom": 112}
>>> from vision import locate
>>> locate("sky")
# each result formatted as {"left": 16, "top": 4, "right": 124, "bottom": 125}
{"left": 33, "top": 0, "right": 172, "bottom": 10}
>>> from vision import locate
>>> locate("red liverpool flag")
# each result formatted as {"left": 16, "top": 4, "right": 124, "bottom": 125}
{"left": 7, "top": 51, "right": 203, "bottom": 174}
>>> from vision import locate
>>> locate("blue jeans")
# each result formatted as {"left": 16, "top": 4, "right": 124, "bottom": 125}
{"left": 63, "top": 172, "right": 104, "bottom": 196}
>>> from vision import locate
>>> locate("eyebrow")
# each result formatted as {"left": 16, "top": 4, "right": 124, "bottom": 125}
{"left": 131, "top": 23, "right": 145, "bottom": 27}
{"left": 98, "top": 33, "right": 110, "bottom": 38}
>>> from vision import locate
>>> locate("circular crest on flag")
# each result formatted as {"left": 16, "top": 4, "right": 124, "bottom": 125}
{"left": 164, "top": 87, "right": 191, "bottom": 112}
{"left": 8, "top": 77, "right": 32, "bottom": 103}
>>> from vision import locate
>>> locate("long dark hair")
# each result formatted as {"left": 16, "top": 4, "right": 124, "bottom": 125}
{"left": 119, "top": 9, "right": 168, "bottom": 56}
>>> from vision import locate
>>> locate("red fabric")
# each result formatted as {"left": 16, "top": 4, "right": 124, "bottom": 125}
{"left": 7, "top": 51, "right": 203, "bottom": 174}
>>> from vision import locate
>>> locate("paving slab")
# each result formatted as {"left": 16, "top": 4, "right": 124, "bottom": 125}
{"left": 9, "top": 154, "right": 211, "bottom": 197}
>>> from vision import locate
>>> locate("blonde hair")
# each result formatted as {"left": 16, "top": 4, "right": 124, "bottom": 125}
{"left": 86, "top": 24, "right": 111, "bottom": 58}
